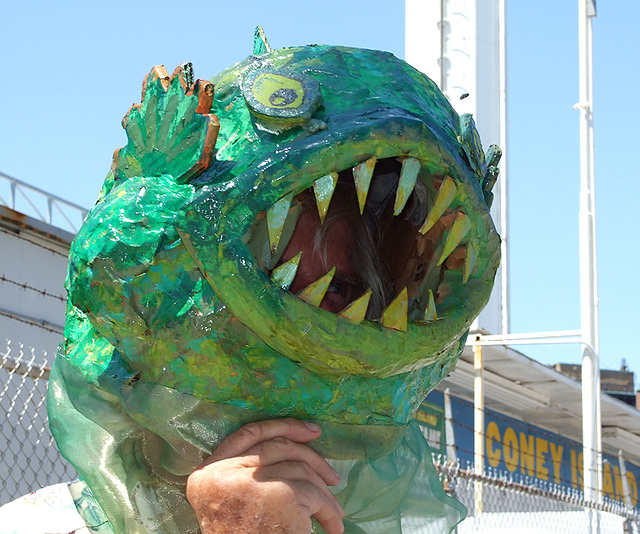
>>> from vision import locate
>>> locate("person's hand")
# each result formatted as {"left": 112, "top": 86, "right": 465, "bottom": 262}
{"left": 186, "top": 418, "right": 345, "bottom": 534}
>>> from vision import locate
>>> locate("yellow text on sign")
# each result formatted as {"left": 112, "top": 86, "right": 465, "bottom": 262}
{"left": 485, "top": 421, "right": 638, "bottom": 507}
{"left": 486, "top": 421, "right": 563, "bottom": 482}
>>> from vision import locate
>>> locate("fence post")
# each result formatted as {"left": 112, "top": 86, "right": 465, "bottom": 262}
{"left": 619, "top": 450, "right": 633, "bottom": 508}
{"left": 444, "top": 388, "right": 457, "bottom": 461}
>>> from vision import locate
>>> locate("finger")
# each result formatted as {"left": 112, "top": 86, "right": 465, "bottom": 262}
{"left": 295, "top": 480, "right": 345, "bottom": 534}
{"left": 257, "top": 461, "right": 343, "bottom": 511}
{"left": 207, "top": 418, "right": 321, "bottom": 463}
{"left": 241, "top": 437, "right": 340, "bottom": 486}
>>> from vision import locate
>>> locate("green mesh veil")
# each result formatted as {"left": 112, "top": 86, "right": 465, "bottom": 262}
{"left": 48, "top": 31, "right": 501, "bottom": 534}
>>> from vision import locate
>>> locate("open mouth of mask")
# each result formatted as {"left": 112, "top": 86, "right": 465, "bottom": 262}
{"left": 246, "top": 156, "right": 475, "bottom": 331}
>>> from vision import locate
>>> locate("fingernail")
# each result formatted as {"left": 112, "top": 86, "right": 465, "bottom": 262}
{"left": 332, "top": 467, "right": 340, "bottom": 480}
{"left": 304, "top": 421, "right": 320, "bottom": 432}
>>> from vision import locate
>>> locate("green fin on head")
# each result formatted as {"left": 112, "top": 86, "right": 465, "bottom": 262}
{"left": 253, "top": 26, "right": 271, "bottom": 55}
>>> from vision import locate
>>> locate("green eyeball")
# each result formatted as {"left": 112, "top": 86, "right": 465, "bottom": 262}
{"left": 242, "top": 69, "right": 322, "bottom": 126}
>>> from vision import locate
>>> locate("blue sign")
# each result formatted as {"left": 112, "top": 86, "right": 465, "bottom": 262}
{"left": 424, "top": 390, "right": 640, "bottom": 509}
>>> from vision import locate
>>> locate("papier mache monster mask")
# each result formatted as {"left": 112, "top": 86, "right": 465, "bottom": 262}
{"left": 48, "top": 29, "right": 500, "bottom": 534}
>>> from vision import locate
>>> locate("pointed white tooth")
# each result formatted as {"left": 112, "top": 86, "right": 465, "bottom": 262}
{"left": 298, "top": 267, "right": 336, "bottom": 307}
{"left": 394, "top": 157, "right": 420, "bottom": 215}
{"left": 437, "top": 212, "right": 472, "bottom": 266}
{"left": 271, "top": 252, "right": 302, "bottom": 290}
{"left": 313, "top": 173, "right": 338, "bottom": 224}
{"left": 267, "top": 193, "right": 293, "bottom": 253}
{"left": 381, "top": 287, "right": 408, "bottom": 331}
{"left": 419, "top": 176, "right": 457, "bottom": 234}
{"left": 353, "top": 157, "right": 377, "bottom": 214}
{"left": 423, "top": 289, "right": 438, "bottom": 322}
{"left": 464, "top": 242, "right": 477, "bottom": 284}
{"left": 339, "top": 289, "right": 372, "bottom": 324}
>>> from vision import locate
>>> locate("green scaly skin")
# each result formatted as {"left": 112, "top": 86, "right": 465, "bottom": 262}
{"left": 62, "top": 44, "right": 500, "bottom": 426}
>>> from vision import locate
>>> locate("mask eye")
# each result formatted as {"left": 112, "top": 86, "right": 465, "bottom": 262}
{"left": 242, "top": 69, "right": 322, "bottom": 127}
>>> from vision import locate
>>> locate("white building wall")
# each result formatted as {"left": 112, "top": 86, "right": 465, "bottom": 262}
{"left": 0, "top": 207, "right": 77, "bottom": 503}
{"left": 0, "top": 210, "right": 70, "bottom": 357}
{"left": 405, "top": 0, "right": 508, "bottom": 335}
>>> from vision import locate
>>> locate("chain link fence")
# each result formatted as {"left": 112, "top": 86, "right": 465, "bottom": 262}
{"left": 3, "top": 338, "right": 640, "bottom": 532}
{"left": 0, "top": 339, "right": 76, "bottom": 505}
{"left": 434, "top": 458, "right": 640, "bottom": 533}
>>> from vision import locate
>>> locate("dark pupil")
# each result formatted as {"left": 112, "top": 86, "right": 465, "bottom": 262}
{"left": 270, "top": 88, "right": 298, "bottom": 107}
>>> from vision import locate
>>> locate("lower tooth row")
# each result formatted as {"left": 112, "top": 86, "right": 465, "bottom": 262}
{"left": 424, "top": 289, "right": 438, "bottom": 322}
{"left": 339, "top": 289, "right": 372, "bottom": 323}
{"left": 271, "top": 252, "right": 301, "bottom": 290}
{"left": 298, "top": 267, "right": 336, "bottom": 307}
{"left": 269, "top": 256, "right": 443, "bottom": 331}
{"left": 381, "top": 287, "right": 408, "bottom": 331}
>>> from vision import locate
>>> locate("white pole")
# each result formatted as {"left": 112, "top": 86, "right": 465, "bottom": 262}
{"left": 498, "top": 0, "right": 509, "bottom": 336}
{"left": 578, "top": 0, "right": 601, "bottom": 507}
{"left": 474, "top": 343, "right": 484, "bottom": 515}
{"left": 587, "top": 3, "right": 603, "bottom": 498}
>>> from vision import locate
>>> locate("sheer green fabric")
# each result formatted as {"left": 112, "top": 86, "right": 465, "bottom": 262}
{"left": 49, "top": 352, "right": 465, "bottom": 534}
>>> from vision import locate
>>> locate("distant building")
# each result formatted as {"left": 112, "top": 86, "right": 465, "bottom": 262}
{"left": 553, "top": 362, "right": 637, "bottom": 407}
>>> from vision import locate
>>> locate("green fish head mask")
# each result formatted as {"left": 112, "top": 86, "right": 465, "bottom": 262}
{"left": 63, "top": 37, "right": 501, "bottom": 426}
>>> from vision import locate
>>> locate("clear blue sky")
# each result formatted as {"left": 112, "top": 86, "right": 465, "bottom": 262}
{"left": 1, "top": 1, "right": 637, "bottom": 375}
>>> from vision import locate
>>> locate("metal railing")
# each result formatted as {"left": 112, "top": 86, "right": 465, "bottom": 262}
{"left": 0, "top": 171, "right": 88, "bottom": 233}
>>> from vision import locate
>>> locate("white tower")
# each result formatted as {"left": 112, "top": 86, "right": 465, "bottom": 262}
{"left": 405, "top": 0, "right": 508, "bottom": 335}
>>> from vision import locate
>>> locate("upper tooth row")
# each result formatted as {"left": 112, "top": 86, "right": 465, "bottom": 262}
{"left": 267, "top": 156, "right": 432, "bottom": 252}
{"left": 266, "top": 156, "right": 470, "bottom": 264}
{"left": 352, "top": 156, "right": 422, "bottom": 216}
